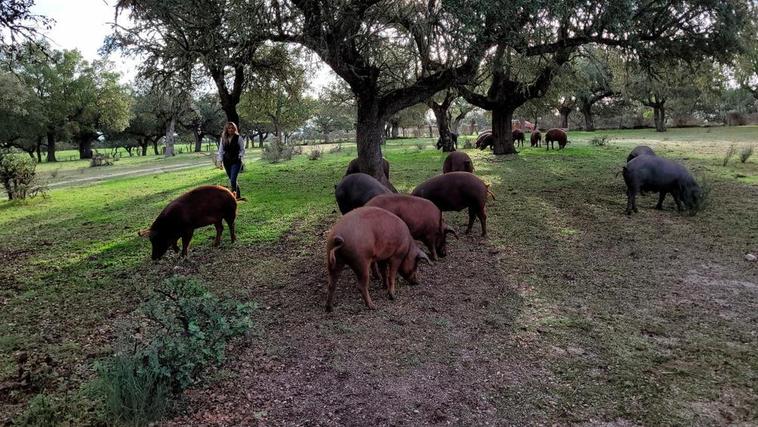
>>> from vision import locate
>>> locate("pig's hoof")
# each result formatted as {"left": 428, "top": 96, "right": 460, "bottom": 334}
{"left": 367, "top": 303, "right": 377, "bottom": 310}
{"left": 325, "top": 305, "right": 334, "bottom": 313}
{"left": 387, "top": 292, "right": 395, "bottom": 300}
{"left": 655, "top": 205, "right": 663, "bottom": 210}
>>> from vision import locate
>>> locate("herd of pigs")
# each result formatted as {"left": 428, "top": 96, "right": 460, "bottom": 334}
{"left": 140, "top": 138, "right": 702, "bottom": 312}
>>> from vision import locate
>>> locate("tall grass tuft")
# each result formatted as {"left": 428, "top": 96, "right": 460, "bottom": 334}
{"left": 739, "top": 145, "right": 753, "bottom": 163}
{"left": 722, "top": 144, "right": 736, "bottom": 166}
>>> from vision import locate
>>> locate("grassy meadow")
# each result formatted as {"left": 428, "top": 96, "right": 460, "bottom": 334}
{"left": 1, "top": 127, "right": 757, "bottom": 424}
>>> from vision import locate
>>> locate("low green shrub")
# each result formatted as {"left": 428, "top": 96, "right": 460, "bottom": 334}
{"left": 0, "top": 151, "right": 46, "bottom": 200}
{"left": 96, "top": 276, "right": 254, "bottom": 425}
{"left": 308, "top": 148, "right": 322, "bottom": 160}
{"left": 262, "top": 139, "right": 295, "bottom": 163}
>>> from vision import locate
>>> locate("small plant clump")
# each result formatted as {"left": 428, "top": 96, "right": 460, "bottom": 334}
{"left": 723, "top": 144, "right": 736, "bottom": 166}
{"left": 262, "top": 139, "right": 295, "bottom": 163}
{"left": 590, "top": 135, "right": 610, "bottom": 146}
{"left": 90, "top": 153, "right": 115, "bottom": 167}
{"left": 739, "top": 145, "right": 753, "bottom": 163}
{"left": 328, "top": 143, "right": 343, "bottom": 154}
{"left": 416, "top": 143, "right": 426, "bottom": 150}
{"left": 463, "top": 140, "right": 474, "bottom": 149}
{"left": 308, "top": 148, "right": 322, "bottom": 160}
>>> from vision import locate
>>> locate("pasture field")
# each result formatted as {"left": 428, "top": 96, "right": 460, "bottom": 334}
{"left": 1, "top": 127, "right": 757, "bottom": 424}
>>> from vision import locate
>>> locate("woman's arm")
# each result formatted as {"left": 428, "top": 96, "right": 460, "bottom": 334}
{"left": 238, "top": 135, "right": 246, "bottom": 160}
{"left": 216, "top": 137, "right": 224, "bottom": 164}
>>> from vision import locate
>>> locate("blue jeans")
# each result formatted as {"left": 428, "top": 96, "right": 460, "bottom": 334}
{"left": 225, "top": 162, "right": 241, "bottom": 197}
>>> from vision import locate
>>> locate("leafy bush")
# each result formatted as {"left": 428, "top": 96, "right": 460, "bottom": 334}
{"left": 590, "top": 135, "right": 610, "bottom": 146}
{"left": 0, "top": 151, "right": 47, "bottom": 200}
{"left": 328, "top": 143, "right": 343, "bottom": 154}
{"left": 415, "top": 143, "right": 425, "bottom": 150}
{"left": 739, "top": 145, "right": 753, "bottom": 163}
{"left": 97, "top": 276, "right": 254, "bottom": 425}
{"left": 262, "top": 139, "right": 295, "bottom": 163}
{"left": 723, "top": 144, "right": 736, "bottom": 166}
{"left": 89, "top": 153, "right": 116, "bottom": 167}
{"left": 463, "top": 140, "right": 474, "bottom": 149}
{"left": 14, "top": 394, "right": 58, "bottom": 426}
{"left": 308, "top": 148, "right": 322, "bottom": 160}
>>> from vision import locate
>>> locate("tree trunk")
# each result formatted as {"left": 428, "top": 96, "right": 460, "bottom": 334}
{"left": 78, "top": 138, "right": 94, "bottom": 159}
{"left": 355, "top": 97, "right": 391, "bottom": 186}
{"left": 193, "top": 130, "right": 204, "bottom": 152}
{"left": 581, "top": 104, "right": 595, "bottom": 131}
{"left": 431, "top": 103, "right": 455, "bottom": 152}
{"left": 559, "top": 107, "right": 572, "bottom": 129}
{"left": 654, "top": 104, "right": 666, "bottom": 132}
{"left": 221, "top": 104, "right": 240, "bottom": 127}
{"left": 258, "top": 133, "right": 265, "bottom": 148}
{"left": 164, "top": 116, "right": 176, "bottom": 156}
{"left": 491, "top": 107, "right": 516, "bottom": 155}
{"left": 46, "top": 132, "right": 56, "bottom": 162}
{"left": 390, "top": 120, "right": 399, "bottom": 138}
{"left": 35, "top": 139, "right": 42, "bottom": 163}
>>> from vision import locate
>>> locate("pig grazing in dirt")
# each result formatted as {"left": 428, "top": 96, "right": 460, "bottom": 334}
{"left": 334, "top": 173, "right": 392, "bottom": 214}
{"left": 513, "top": 129, "right": 525, "bottom": 147}
{"left": 627, "top": 145, "right": 656, "bottom": 163}
{"left": 545, "top": 128, "right": 568, "bottom": 150}
{"left": 139, "top": 185, "right": 237, "bottom": 260}
{"left": 412, "top": 172, "right": 492, "bottom": 237}
{"left": 325, "top": 207, "right": 430, "bottom": 312}
{"left": 530, "top": 130, "right": 542, "bottom": 147}
{"left": 622, "top": 156, "right": 702, "bottom": 215}
{"left": 345, "top": 157, "right": 391, "bottom": 181}
{"left": 442, "top": 151, "right": 474, "bottom": 173}
{"left": 365, "top": 194, "right": 458, "bottom": 260}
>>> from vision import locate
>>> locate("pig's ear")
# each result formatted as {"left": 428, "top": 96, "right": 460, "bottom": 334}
{"left": 416, "top": 250, "right": 431, "bottom": 265}
{"left": 137, "top": 228, "right": 153, "bottom": 238}
{"left": 444, "top": 225, "right": 459, "bottom": 239}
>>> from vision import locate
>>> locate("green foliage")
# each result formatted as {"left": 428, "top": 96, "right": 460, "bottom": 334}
{"left": 0, "top": 151, "right": 46, "bottom": 200}
{"left": 96, "top": 276, "right": 253, "bottom": 425}
{"left": 328, "top": 143, "right": 343, "bottom": 154}
{"left": 723, "top": 144, "right": 736, "bottom": 166}
{"left": 739, "top": 145, "right": 754, "bottom": 163}
{"left": 14, "top": 394, "right": 58, "bottom": 427}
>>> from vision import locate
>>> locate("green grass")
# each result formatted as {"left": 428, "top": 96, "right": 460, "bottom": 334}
{"left": 1, "top": 127, "right": 757, "bottom": 424}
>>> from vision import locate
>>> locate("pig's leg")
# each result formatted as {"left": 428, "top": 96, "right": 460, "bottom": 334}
{"left": 326, "top": 263, "right": 343, "bottom": 313}
{"left": 466, "top": 207, "right": 476, "bottom": 234}
{"left": 625, "top": 187, "right": 638, "bottom": 215}
{"left": 655, "top": 192, "right": 667, "bottom": 210}
{"left": 213, "top": 222, "right": 223, "bottom": 246}
{"left": 226, "top": 216, "right": 236, "bottom": 242}
{"left": 672, "top": 193, "right": 683, "bottom": 211}
{"left": 427, "top": 239, "right": 438, "bottom": 261}
{"left": 171, "top": 240, "right": 180, "bottom": 253}
{"left": 378, "top": 261, "right": 389, "bottom": 291}
{"left": 477, "top": 205, "right": 487, "bottom": 237}
{"left": 180, "top": 230, "right": 194, "bottom": 256}
{"left": 355, "top": 263, "right": 376, "bottom": 310}
{"left": 386, "top": 261, "right": 399, "bottom": 300}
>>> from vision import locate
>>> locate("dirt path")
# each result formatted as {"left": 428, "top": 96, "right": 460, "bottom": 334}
{"left": 47, "top": 161, "right": 211, "bottom": 189}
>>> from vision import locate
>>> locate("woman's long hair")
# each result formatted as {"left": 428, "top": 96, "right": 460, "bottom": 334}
{"left": 221, "top": 122, "right": 240, "bottom": 145}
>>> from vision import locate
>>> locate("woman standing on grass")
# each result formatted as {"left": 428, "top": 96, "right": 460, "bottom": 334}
{"left": 216, "top": 122, "right": 246, "bottom": 199}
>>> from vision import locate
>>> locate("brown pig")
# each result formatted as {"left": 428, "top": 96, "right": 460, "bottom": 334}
{"left": 411, "top": 172, "right": 492, "bottom": 237}
{"left": 513, "top": 129, "right": 525, "bottom": 147}
{"left": 442, "top": 151, "right": 474, "bottom": 173}
{"left": 325, "top": 207, "right": 430, "bottom": 312}
{"left": 530, "top": 130, "right": 542, "bottom": 147}
{"left": 365, "top": 194, "right": 458, "bottom": 260}
{"left": 545, "top": 128, "right": 568, "bottom": 150}
{"left": 139, "top": 185, "right": 237, "bottom": 260}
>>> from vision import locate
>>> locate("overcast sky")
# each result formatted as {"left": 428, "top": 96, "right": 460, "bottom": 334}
{"left": 30, "top": 0, "right": 334, "bottom": 92}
